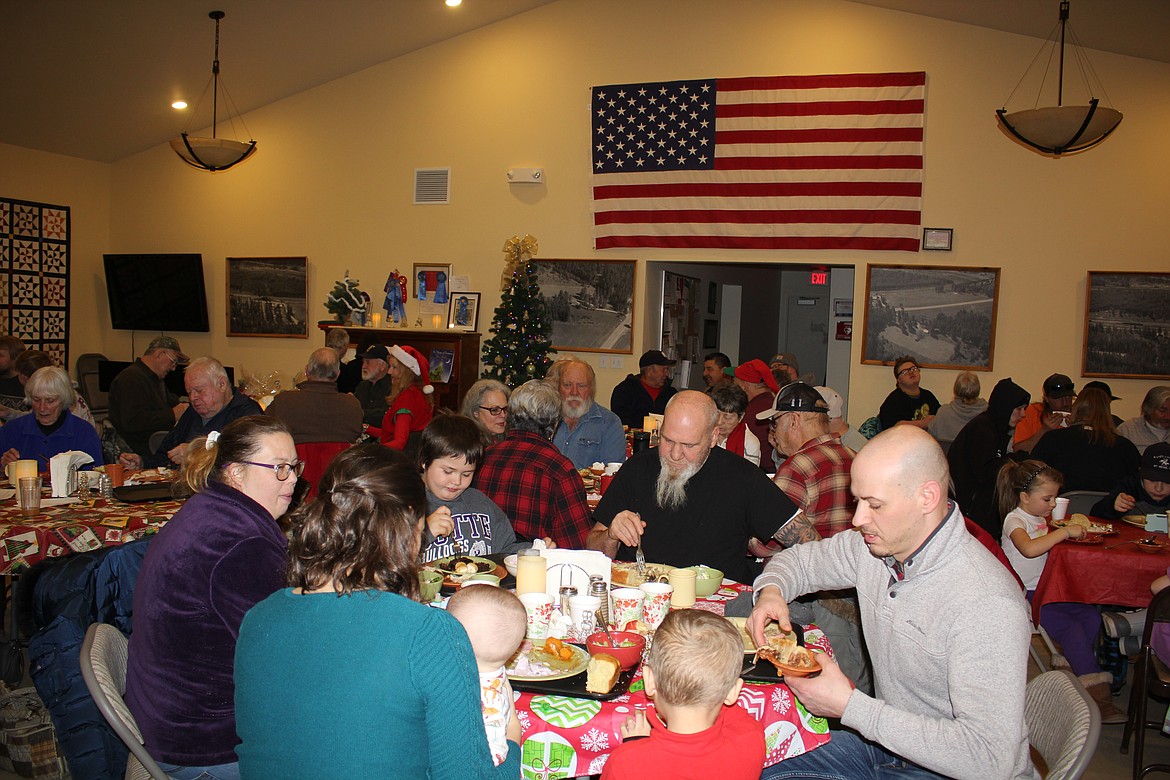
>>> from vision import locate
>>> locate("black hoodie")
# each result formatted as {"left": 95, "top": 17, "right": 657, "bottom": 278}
{"left": 947, "top": 378, "right": 1031, "bottom": 538}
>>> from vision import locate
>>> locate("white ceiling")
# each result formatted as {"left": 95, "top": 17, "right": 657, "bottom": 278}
{"left": 1, "top": 0, "right": 1166, "bottom": 164}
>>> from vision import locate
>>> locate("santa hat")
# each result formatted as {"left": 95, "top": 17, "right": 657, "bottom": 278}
{"left": 734, "top": 359, "right": 779, "bottom": 393}
{"left": 389, "top": 344, "right": 434, "bottom": 395}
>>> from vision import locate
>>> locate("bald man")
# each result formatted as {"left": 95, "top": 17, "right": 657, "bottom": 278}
{"left": 586, "top": 390, "right": 818, "bottom": 584}
{"left": 750, "top": 427, "right": 1033, "bottom": 780}
{"left": 265, "top": 347, "right": 364, "bottom": 445}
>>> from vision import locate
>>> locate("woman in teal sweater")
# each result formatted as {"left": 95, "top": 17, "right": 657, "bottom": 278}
{"left": 233, "top": 443, "right": 520, "bottom": 778}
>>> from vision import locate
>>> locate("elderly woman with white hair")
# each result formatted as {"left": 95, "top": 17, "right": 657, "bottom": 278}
{"left": 0, "top": 366, "right": 103, "bottom": 469}
{"left": 460, "top": 378, "right": 511, "bottom": 446}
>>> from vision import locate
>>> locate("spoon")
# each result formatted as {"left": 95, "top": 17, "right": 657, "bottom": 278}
{"left": 596, "top": 611, "right": 618, "bottom": 647}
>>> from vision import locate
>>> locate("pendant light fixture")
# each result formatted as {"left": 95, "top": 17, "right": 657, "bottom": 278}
{"left": 995, "top": 1, "right": 1122, "bottom": 156}
{"left": 170, "top": 10, "right": 257, "bottom": 171}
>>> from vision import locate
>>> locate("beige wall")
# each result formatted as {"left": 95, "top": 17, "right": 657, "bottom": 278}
{"left": 4, "top": 0, "right": 1169, "bottom": 420}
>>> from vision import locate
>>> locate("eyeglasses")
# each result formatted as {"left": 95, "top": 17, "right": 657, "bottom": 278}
{"left": 241, "top": 461, "right": 305, "bottom": 481}
{"left": 896, "top": 366, "right": 920, "bottom": 377}
{"left": 160, "top": 352, "right": 179, "bottom": 367}
{"left": 767, "top": 413, "right": 792, "bottom": 431}
{"left": 479, "top": 405, "right": 507, "bottom": 417}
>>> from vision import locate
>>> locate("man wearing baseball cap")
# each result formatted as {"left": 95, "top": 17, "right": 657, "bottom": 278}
{"left": 108, "top": 336, "right": 190, "bottom": 457}
{"left": 609, "top": 349, "right": 678, "bottom": 428}
{"left": 1014, "top": 372, "right": 1076, "bottom": 453}
{"left": 354, "top": 344, "right": 394, "bottom": 429}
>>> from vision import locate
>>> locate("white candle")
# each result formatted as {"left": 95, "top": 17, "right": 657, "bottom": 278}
{"left": 370, "top": 312, "right": 383, "bottom": 328}
{"left": 431, "top": 314, "right": 443, "bottom": 329}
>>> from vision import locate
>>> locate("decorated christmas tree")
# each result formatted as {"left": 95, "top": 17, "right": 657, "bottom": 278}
{"left": 324, "top": 271, "right": 368, "bottom": 324}
{"left": 481, "top": 234, "right": 556, "bottom": 386}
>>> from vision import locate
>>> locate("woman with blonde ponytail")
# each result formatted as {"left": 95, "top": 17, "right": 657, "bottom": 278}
{"left": 126, "top": 416, "right": 299, "bottom": 780}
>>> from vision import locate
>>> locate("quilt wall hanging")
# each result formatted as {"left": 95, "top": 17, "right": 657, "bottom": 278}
{"left": 591, "top": 71, "right": 925, "bottom": 252}
{"left": 0, "top": 198, "right": 70, "bottom": 367}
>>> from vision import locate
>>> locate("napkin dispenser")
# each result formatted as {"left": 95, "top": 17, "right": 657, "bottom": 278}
{"left": 49, "top": 451, "right": 95, "bottom": 497}
{"left": 1147, "top": 514, "right": 1169, "bottom": 534}
{"left": 540, "top": 549, "right": 611, "bottom": 598}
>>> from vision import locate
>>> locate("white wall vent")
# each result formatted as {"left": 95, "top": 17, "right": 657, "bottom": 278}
{"left": 414, "top": 168, "right": 450, "bottom": 205}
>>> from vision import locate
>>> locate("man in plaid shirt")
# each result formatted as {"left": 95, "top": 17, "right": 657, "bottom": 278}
{"left": 475, "top": 380, "right": 594, "bottom": 550}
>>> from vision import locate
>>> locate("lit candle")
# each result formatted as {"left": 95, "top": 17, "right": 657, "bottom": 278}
{"left": 370, "top": 312, "right": 383, "bottom": 328}
{"left": 431, "top": 314, "right": 443, "bottom": 329}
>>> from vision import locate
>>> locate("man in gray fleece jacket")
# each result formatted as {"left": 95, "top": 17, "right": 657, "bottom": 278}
{"left": 752, "top": 426, "right": 1036, "bottom": 780}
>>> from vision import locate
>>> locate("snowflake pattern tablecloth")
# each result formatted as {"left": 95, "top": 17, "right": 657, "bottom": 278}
{"left": 515, "top": 582, "right": 832, "bottom": 778}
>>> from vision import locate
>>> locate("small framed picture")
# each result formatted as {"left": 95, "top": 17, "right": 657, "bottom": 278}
{"left": 922, "top": 228, "right": 953, "bottom": 252}
{"left": 447, "top": 292, "right": 480, "bottom": 331}
{"left": 413, "top": 263, "right": 452, "bottom": 303}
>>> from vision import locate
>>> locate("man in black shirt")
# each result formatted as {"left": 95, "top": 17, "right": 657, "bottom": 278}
{"left": 877, "top": 356, "right": 940, "bottom": 431}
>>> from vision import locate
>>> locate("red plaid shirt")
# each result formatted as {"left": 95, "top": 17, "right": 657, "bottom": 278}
{"left": 773, "top": 433, "right": 856, "bottom": 537}
{"left": 474, "top": 431, "right": 593, "bottom": 549}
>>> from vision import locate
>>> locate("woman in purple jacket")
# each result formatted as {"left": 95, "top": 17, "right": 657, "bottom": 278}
{"left": 125, "top": 416, "right": 299, "bottom": 780}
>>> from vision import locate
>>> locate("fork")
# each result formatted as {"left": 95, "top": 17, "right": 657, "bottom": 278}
{"left": 635, "top": 539, "right": 646, "bottom": 578}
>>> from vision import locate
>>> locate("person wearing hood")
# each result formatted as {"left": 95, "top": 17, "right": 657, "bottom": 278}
{"left": 733, "top": 359, "right": 780, "bottom": 471}
{"left": 946, "top": 378, "right": 1031, "bottom": 538}
{"left": 928, "top": 372, "right": 987, "bottom": 452}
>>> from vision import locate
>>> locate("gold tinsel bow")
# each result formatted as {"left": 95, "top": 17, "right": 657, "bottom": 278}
{"left": 501, "top": 234, "right": 538, "bottom": 290}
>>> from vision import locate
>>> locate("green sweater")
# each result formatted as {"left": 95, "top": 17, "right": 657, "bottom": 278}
{"left": 234, "top": 588, "right": 519, "bottom": 779}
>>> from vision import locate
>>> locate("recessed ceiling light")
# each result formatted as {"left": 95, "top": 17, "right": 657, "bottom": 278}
{"left": 445, "top": 0, "right": 462, "bottom": 7}
{"left": 172, "top": 101, "right": 188, "bottom": 110}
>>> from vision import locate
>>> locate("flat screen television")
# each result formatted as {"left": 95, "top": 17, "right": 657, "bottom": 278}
{"left": 104, "top": 253, "right": 211, "bottom": 332}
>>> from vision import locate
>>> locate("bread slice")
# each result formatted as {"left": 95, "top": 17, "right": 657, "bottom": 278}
{"left": 755, "top": 635, "right": 819, "bottom": 676}
{"left": 585, "top": 653, "right": 622, "bottom": 694}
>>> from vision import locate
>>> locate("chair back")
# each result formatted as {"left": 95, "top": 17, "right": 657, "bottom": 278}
{"left": 78, "top": 623, "right": 169, "bottom": 780}
{"left": 296, "top": 442, "right": 351, "bottom": 499}
{"left": 1122, "top": 586, "right": 1170, "bottom": 775}
{"left": 1025, "top": 669, "right": 1100, "bottom": 779}
{"left": 1058, "top": 490, "right": 1108, "bottom": 517}
{"left": 76, "top": 353, "right": 110, "bottom": 419}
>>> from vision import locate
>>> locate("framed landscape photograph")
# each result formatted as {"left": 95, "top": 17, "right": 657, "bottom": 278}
{"left": 226, "top": 257, "right": 308, "bottom": 338}
{"left": 861, "top": 264, "right": 1000, "bottom": 370}
{"left": 447, "top": 291, "right": 480, "bottom": 332}
{"left": 531, "top": 258, "right": 635, "bottom": 353}
{"left": 1083, "top": 271, "right": 1170, "bottom": 379}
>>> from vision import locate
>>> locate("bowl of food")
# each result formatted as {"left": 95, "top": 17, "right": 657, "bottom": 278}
{"left": 686, "top": 565, "right": 724, "bottom": 597}
{"left": 464, "top": 573, "right": 501, "bottom": 586}
{"left": 586, "top": 630, "right": 646, "bottom": 670}
{"left": 1135, "top": 538, "right": 1168, "bottom": 554}
{"left": 504, "top": 554, "right": 519, "bottom": 577}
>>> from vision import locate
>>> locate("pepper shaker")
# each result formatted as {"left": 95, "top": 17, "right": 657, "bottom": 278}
{"left": 589, "top": 575, "right": 609, "bottom": 627}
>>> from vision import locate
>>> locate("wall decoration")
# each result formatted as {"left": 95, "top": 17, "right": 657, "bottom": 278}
{"left": 1084, "top": 272, "right": 1170, "bottom": 379}
{"left": 0, "top": 198, "right": 70, "bottom": 369}
{"left": 226, "top": 257, "right": 308, "bottom": 338}
{"left": 661, "top": 271, "right": 700, "bottom": 364}
{"left": 531, "top": 258, "right": 635, "bottom": 353}
{"left": 862, "top": 264, "right": 1000, "bottom": 370}
{"left": 921, "top": 228, "right": 953, "bottom": 251}
{"left": 447, "top": 292, "right": 480, "bottom": 332}
{"left": 413, "top": 263, "right": 451, "bottom": 304}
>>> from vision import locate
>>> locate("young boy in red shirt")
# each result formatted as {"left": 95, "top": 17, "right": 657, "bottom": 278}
{"left": 602, "top": 610, "right": 764, "bottom": 780}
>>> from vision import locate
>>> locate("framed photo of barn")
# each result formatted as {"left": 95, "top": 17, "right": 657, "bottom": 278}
{"left": 531, "top": 258, "right": 635, "bottom": 353}
{"left": 861, "top": 264, "right": 1000, "bottom": 370}
{"left": 1084, "top": 271, "right": 1170, "bottom": 379}
{"left": 226, "top": 257, "right": 309, "bottom": 338}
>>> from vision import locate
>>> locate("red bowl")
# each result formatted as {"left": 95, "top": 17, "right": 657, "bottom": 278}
{"left": 586, "top": 631, "right": 646, "bottom": 670}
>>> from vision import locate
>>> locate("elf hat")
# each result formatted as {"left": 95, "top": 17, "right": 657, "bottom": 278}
{"left": 389, "top": 345, "right": 434, "bottom": 395}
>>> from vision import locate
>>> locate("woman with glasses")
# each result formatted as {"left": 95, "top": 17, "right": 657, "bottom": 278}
{"left": 460, "top": 378, "right": 511, "bottom": 446}
{"left": 126, "top": 416, "right": 300, "bottom": 780}
{"left": 233, "top": 444, "right": 519, "bottom": 778}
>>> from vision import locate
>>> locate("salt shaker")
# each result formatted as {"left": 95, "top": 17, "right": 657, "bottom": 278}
{"left": 589, "top": 575, "right": 609, "bottom": 627}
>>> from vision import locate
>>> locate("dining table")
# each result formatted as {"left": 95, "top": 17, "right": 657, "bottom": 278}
{"left": 511, "top": 580, "right": 832, "bottom": 779}
{"left": 0, "top": 481, "right": 183, "bottom": 575}
{"left": 1032, "top": 517, "right": 1169, "bottom": 624}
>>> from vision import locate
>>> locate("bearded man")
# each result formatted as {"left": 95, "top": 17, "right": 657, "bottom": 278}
{"left": 586, "top": 391, "right": 819, "bottom": 583}
{"left": 545, "top": 358, "right": 627, "bottom": 469}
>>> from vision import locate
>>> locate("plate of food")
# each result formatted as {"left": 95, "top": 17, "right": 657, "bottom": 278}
{"left": 506, "top": 638, "right": 590, "bottom": 682}
{"left": 1123, "top": 515, "right": 1150, "bottom": 528}
{"left": 1066, "top": 533, "right": 1104, "bottom": 545}
{"left": 751, "top": 622, "right": 821, "bottom": 678}
{"left": 1053, "top": 516, "right": 1115, "bottom": 535}
{"left": 611, "top": 561, "right": 674, "bottom": 587}
{"left": 428, "top": 555, "right": 506, "bottom": 586}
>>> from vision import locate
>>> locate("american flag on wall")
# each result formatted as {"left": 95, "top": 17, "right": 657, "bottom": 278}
{"left": 590, "top": 71, "right": 925, "bottom": 251}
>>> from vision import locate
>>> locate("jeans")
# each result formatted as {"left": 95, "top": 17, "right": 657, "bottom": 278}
{"left": 157, "top": 761, "right": 240, "bottom": 780}
{"left": 760, "top": 731, "right": 946, "bottom": 780}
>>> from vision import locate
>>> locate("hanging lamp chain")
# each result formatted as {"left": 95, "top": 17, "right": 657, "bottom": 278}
{"left": 210, "top": 10, "right": 224, "bottom": 139}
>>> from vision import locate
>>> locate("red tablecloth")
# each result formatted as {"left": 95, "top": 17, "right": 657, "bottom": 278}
{"left": 515, "top": 582, "right": 831, "bottom": 778}
{"left": 1032, "top": 519, "right": 1169, "bottom": 623}
{"left": 0, "top": 493, "right": 182, "bottom": 575}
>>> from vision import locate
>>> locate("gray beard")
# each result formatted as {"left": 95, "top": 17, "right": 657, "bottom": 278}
{"left": 563, "top": 397, "right": 589, "bottom": 421}
{"left": 655, "top": 459, "right": 701, "bottom": 510}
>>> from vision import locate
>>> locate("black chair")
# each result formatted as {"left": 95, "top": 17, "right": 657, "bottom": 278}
{"left": 75, "top": 353, "right": 110, "bottom": 421}
{"left": 1060, "top": 490, "right": 1109, "bottom": 517}
{"left": 1120, "top": 586, "right": 1170, "bottom": 778}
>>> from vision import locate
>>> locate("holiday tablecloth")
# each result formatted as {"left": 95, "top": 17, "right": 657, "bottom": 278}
{"left": 0, "top": 495, "right": 181, "bottom": 575}
{"left": 515, "top": 582, "right": 832, "bottom": 778}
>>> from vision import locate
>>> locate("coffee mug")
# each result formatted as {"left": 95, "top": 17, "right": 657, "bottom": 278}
{"left": 5, "top": 459, "right": 37, "bottom": 486}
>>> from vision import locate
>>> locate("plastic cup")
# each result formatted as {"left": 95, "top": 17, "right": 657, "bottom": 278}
{"left": 519, "top": 592, "right": 555, "bottom": 640}
{"left": 639, "top": 582, "right": 674, "bottom": 629}
{"left": 1052, "top": 497, "right": 1070, "bottom": 521}
{"left": 104, "top": 463, "right": 126, "bottom": 488}
{"left": 568, "top": 594, "right": 602, "bottom": 640}
{"left": 17, "top": 477, "right": 42, "bottom": 516}
{"left": 611, "top": 587, "right": 645, "bottom": 628}
{"left": 668, "top": 568, "right": 697, "bottom": 608}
